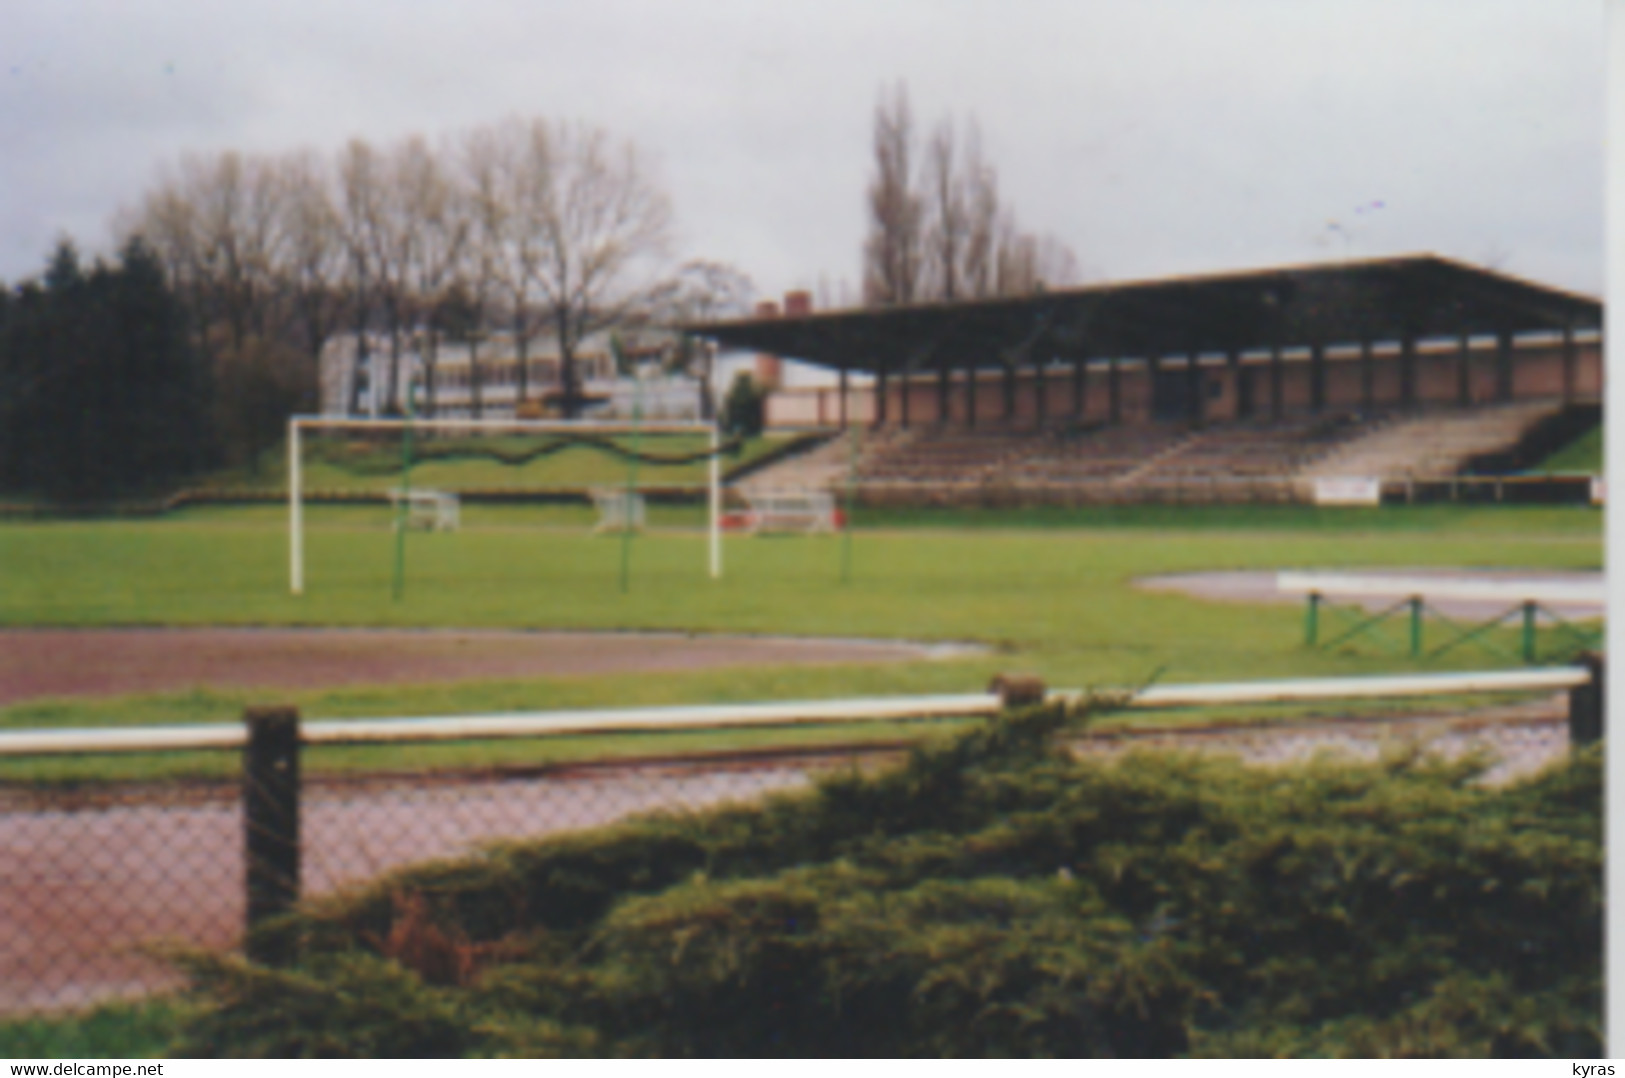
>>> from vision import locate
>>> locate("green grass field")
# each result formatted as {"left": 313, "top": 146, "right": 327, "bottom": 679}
{"left": 1535, "top": 424, "right": 1603, "bottom": 474}
{"left": 0, "top": 501, "right": 1601, "bottom": 777}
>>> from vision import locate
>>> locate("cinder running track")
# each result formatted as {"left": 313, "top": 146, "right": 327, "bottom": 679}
{"left": 0, "top": 628, "right": 969, "bottom": 707}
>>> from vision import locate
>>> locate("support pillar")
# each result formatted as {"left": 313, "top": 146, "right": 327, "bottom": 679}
{"left": 965, "top": 361, "right": 977, "bottom": 428}
{"left": 1225, "top": 351, "right": 1240, "bottom": 421}
{"left": 899, "top": 367, "right": 909, "bottom": 427}
{"left": 1147, "top": 355, "right": 1163, "bottom": 422}
{"left": 1495, "top": 331, "right": 1514, "bottom": 402}
{"left": 1360, "top": 339, "right": 1375, "bottom": 412}
{"left": 1186, "top": 352, "right": 1204, "bottom": 426}
{"left": 1456, "top": 333, "right": 1472, "bottom": 406}
{"left": 1399, "top": 336, "right": 1417, "bottom": 407}
{"left": 1108, "top": 359, "right": 1121, "bottom": 424}
{"left": 1072, "top": 357, "right": 1087, "bottom": 421}
{"left": 838, "top": 367, "right": 849, "bottom": 429}
{"left": 1033, "top": 359, "right": 1048, "bottom": 429}
{"left": 1003, "top": 363, "right": 1016, "bottom": 424}
{"left": 1309, "top": 343, "right": 1325, "bottom": 413}
{"left": 876, "top": 367, "right": 889, "bottom": 427}
{"left": 1562, "top": 324, "right": 1577, "bottom": 403}
{"left": 1269, "top": 346, "right": 1284, "bottom": 420}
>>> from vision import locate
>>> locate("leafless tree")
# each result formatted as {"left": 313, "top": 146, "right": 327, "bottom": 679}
{"left": 333, "top": 137, "right": 425, "bottom": 415}
{"left": 960, "top": 123, "right": 1001, "bottom": 299}
{"left": 862, "top": 83, "right": 923, "bottom": 306}
{"left": 922, "top": 119, "right": 967, "bottom": 302}
{"left": 273, "top": 150, "right": 345, "bottom": 390}
{"left": 394, "top": 135, "right": 468, "bottom": 415}
{"left": 455, "top": 123, "right": 514, "bottom": 417}
{"left": 522, "top": 119, "right": 673, "bottom": 418}
{"left": 861, "top": 88, "right": 1078, "bottom": 305}
{"left": 127, "top": 151, "right": 286, "bottom": 360}
{"left": 335, "top": 138, "right": 387, "bottom": 413}
{"left": 650, "top": 259, "right": 754, "bottom": 418}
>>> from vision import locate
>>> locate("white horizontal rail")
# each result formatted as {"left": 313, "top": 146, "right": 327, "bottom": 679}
{"left": 0, "top": 667, "right": 1591, "bottom": 758}
{"left": 1114, "top": 666, "right": 1591, "bottom": 709}
{"left": 1277, "top": 571, "right": 1606, "bottom": 606}
{"left": 0, "top": 693, "right": 1002, "bottom": 757}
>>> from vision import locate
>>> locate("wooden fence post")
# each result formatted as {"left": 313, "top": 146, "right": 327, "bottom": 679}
{"left": 244, "top": 705, "right": 301, "bottom": 964}
{"left": 1568, "top": 652, "right": 1605, "bottom": 750}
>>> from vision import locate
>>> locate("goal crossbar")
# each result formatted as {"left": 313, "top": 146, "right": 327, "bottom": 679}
{"left": 288, "top": 415, "right": 722, "bottom": 594}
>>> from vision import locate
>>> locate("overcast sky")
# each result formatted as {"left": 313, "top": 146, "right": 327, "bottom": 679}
{"left": 0, "top": 0, "right": 1605, "bottom": 302}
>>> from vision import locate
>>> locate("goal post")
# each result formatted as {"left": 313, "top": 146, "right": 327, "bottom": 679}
{"left": 286, "top": 414, "right": 724, "bottom": 595}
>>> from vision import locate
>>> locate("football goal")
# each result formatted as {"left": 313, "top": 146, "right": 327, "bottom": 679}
{"left": 286, "top": 415, "right": 723, "bottom": 594}
{"left": 740, "top": 488, "right": 838, "bottom": 534}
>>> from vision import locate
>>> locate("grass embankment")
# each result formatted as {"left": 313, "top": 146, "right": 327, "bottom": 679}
{"left": 1533, "top": 425, "right": 1603, "bottom": 475}
{"left": 203, "top": 432, "right": 791, "bottom": 494}
{"left": 157, "top": 707, "right": 1602, "bottom": 1057}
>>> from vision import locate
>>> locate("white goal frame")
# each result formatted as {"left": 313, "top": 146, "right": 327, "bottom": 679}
{"left": 740, "top": 488, "right": 838, "bottom": 534}
{"left": 287, "top": 415, "right": 722, "bottom": 594}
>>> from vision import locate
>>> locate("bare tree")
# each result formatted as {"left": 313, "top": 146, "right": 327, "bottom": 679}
{"left": 503, "top": 118, "right": 552, "bottom": 409}
{"left": 651, "top": 259, "right": 753, "bottom": 418}
{"left": 335, "top": 137, "right": 423, "bottom": 414}
{"left": 394, "top": 135, "right": 467, "bottom": 415}
{"left": 456, "top": 123, "right": 513, "bottom": 417}
{"left": 335, "top": 139, "right": 386, "bottom": 413}
{"left": 922, "top": 118, "right": 967, "bottom": 302}
{"left": 128, "top": 151, "right": 286, "bottom": 360}
{"left": 272, "top": 150, "right": 344, "bottom": 396}
{"left": 862, "top": 82, "right": 923, "bottom": 306}
{"left": 960, "top": 123, "right": 1001, "bottom": 299}
{"left": 523, "top": 120, "right": 673, "bottom": 418}
{"left": 860, "top": 89, "right": 1078, "bottom": 305}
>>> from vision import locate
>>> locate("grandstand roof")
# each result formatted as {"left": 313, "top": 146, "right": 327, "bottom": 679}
{"left": 684, "top": 254, "right": 1602, "bottom": 373}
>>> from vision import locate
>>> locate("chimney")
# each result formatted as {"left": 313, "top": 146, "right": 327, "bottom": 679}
{"left": 783, "top": 290, "right": 813, "bottom": 316}
{"left": 755, "top": 300, "right": 780, "bottom": 318}
{"left": 755, "top": 353, "right": 783, "bottom": 390}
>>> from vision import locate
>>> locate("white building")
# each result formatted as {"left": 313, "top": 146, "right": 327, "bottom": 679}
{"left": 318, "top": 327, "right": 710, "bottom": 420}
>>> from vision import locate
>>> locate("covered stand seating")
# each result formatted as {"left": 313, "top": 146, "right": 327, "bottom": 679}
{"left": 685, "top": 254, "right": 1601, "bottom": 505}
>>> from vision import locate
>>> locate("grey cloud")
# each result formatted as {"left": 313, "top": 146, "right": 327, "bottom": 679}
{"left": 0, "top": 0, "right": 1603, "bottom": 296}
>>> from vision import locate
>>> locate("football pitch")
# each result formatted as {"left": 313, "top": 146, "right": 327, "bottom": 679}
{"left": 0, "top": 502, "right": 1601, "bottom": 744}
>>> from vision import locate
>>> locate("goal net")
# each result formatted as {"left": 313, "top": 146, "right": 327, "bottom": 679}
{"left": 286, "top": 415, "right": 724, "bottom": 593}
{"left": 739, "top": 488, "right": 838, "bottom": 534}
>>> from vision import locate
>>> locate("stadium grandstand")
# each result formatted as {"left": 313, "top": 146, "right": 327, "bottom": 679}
{"left": 688, "top": 254, "right": 1602, "bottom": 505}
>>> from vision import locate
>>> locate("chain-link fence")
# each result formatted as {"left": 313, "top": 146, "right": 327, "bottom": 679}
{"left": 0, "top": 724, "right": 892, "bottom": 1021}
{"left": 0, "top": 664, "right": 1601, "bottom": 1053}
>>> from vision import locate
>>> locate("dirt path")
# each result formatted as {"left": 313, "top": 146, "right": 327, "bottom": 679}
{"left": 0, "top": 628, "right": 975, "bottom": 707}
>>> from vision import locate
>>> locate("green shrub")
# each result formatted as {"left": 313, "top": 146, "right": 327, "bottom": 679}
{"left": 172, "top": 704, "right": 1601, "bottom": 1057}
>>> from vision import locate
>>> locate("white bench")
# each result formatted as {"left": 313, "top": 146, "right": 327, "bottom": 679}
{"left": 388, "top": 489, "right": 460, "bottom": 532}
